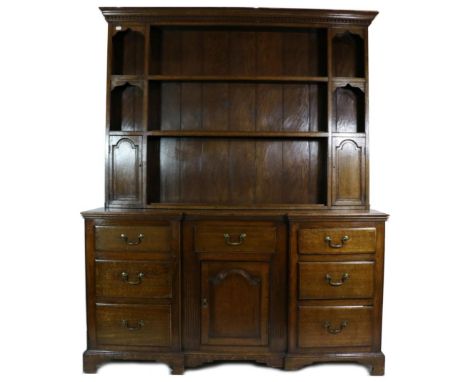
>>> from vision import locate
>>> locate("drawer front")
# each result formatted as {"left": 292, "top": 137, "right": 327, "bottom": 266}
{"left": 298, "top": 306, "right": 372, "bottom": 348}
{"left": 298, "top": 261, "right": 374, "bottom": 299}
{"left": 95, "top": 260, "right": 172, "bottom": 299}
{"left": 298, "top": 227, "right": 376, "bottom": 254}
{"left": 96, "top": 304, "right": 171, "bottom": 347}
{"left": 195, "top": 225, "right": 277, "bottom": 253}
{"left": 95, "top": 225, "right": 171, "bottom": 252}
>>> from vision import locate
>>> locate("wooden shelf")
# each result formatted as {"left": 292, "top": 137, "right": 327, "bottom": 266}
{"left": 146, "top": 131, "right": 329, "bottom": 138}
{"left": 332, "top": 77, "right": 366, "bottom": 84}
{"left": 148, "top": 75, "right": 329, "bottom": 83}
{"left": 111, "top": 75, "right": 145, "bottom": 82}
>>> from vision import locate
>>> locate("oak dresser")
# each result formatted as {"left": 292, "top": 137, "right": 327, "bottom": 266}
{"left": 82, "top": 7, "right": 388, "bottom": 375}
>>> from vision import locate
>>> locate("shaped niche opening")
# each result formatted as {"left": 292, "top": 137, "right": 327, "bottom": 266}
{"left": 110, "top": 82, "right": 144, "bottom": 131}
{"left": 112, "top": 27, "right": 145, "bottom": 75}
{"left": 332, "top": 31, "right": 364, "bottom": 78}
{"left": 334, "top": 84, "right": 365, "bottom": 133}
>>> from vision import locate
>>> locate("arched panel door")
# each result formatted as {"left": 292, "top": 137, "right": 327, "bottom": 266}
{"left": 201, "top": 261, "right": 269, "bottom": 346}
{"left": 107, "top": 136, "right": 143, "bottom": 207}
{"left": 332, "top": 137, "right": 366, "bottom": 206}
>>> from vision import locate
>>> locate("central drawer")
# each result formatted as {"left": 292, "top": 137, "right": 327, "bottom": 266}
{"left": 194, "top": 224, "right": 277, "bottom": 253}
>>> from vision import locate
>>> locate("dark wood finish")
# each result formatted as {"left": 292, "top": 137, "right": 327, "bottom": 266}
{"left": 332, "top": 137, "right": 367, "bottom": 206}
{"left": 201, "top": 261, "right": 270, "bottom": 346}
{"left": 107, "top": 136, "right": 143, "bottom": 207}
{"left": 195, "top": 224, "right": 276, "bottom": 253}
{"left": 96, "top": 303, "right": 172, "bottom": 347}
{"left": 298, "top": 261, "right": 374, "bottom": 299}
{"left": 297, "top": 306, "right": 373, "bottom": 348}
{"left": 298, "top": 227, "right": 376, "bottom": 254}
{"left": 84, "top": 7, "right": 387, "bottom": 376}
{"left": 95, "top": 260, "right": 172, "bottom": 299}
{"left": 94, "top": 224, "right": 171, "bottom": 252}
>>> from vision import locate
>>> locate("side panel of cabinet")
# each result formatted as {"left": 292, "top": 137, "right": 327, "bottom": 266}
{"left": 107, "top": 136, "right": 143, "bottom": 207}
{"left": 332, "top": 137, "right": 366, "bottom": 206}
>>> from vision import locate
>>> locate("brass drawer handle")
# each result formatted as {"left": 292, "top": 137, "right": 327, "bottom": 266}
{"left": 323, "top": 320, "right": 348, "bottom": 334}
{"left": 224, "top": 233, "right": 247, "bottom": 246}
{"left": 121, "top": 272, "right": 144, "bottom": 285}
{"left": 120, "top": 233, "right": 144, "bottom": 246}
{"left": 325, "top": 273, "right": 349, "bottom": 287}
{"left": 122, "top": 320, "right": 144, "bottom": 331}
{"left": 324, "top": 235, "right": 349, "bottom": 248}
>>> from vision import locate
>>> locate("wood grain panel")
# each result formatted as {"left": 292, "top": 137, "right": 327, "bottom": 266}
{"left": 257, "top": 31, "right": 283, "bottom": 76}
{"left": 255, "top": 140, "right": 283, "bottom": 203}
{"left": 298, "top": 261, "right": 374, "bottom": 299}
{"left": 181, "top": 29, "right": 203, "bottom": 75}
{"left": 282, "top": 141, "right": 310, "bottom": 203}
{"left": 283, "top": 31, "right": 309, "bottom": 76}
{"left": 203, "top": 30, "right": 229, "bottom": 75}
{"left": 159, "top": 138, "right": 180, "bottom": 202}
{"left": 309, "top": 84, "right": 327, "bottom": 132}
{"left": 181, "top": 83, "right": 202, "bottom": 130}
{"left": 179, "top": 138, "right": 202, "bottom": 202}
{"left": 228, "top": 140, "right": 256, "bottom": 203}
{"left": 160, "top": 83, "right": 180, "bottom": 130}
{"left": 229, "top": 84, "right": 255, "bottom": 131}
{"left": 283, "top": 84, "right": 309, "bottom": 131}
{"left": 309, "top": 140, "right": 327, "bottom": 204}
{"left": 256, "top": 84, "right": 282, "bottom": 131}
{"left": 309, "top": 29, "right": 327, "bottom": 76}
{"left": 161, "top": 29, "right": 181, "bottom": 74}
{"left": 200, "top": 139, "right": 230, "bottom": 203}
{"left": 298, "top": 306, "right": 372, "bottom": 348}
{"left": 96, "top": 304, "right": 171, "bottom": 347}
{"left": 229, "top": 31, "right": 256, "bottom": 75}
{"left": 203, "top": 83, "right": 229, "bottom": 131}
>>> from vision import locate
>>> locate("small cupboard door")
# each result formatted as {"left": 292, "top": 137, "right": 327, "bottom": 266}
{"left": 107, "top": 136, "right": 143, "bottom": 207}
{"left": 332, "top": 137, "right": 366, "bottom": 206}
{"left": 201, "top": 261, "right": 269, "bottom": 346}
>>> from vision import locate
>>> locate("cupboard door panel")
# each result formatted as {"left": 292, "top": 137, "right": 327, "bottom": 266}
{"left": 201, "top": 261, "right": 269, "bottom": 346}
{"left": 108, "top": 136, "right": 143, "bottom": 207}
{"left": 332, "top": 137, "right": 366, "bottom": 206}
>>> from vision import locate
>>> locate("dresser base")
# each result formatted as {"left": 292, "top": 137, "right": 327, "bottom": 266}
{"left": 83, "top": 350, "right": 384, "bottom": 375}
{"left": 284, "top": 351, "right": 385, "bottom": 375}
{"left": 83, "top": 350, "right": 185, "bottom": 375}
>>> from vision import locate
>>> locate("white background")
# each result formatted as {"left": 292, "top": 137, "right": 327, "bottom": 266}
{"left": 1, "top": 0, "right": 467, "bottom": 381}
